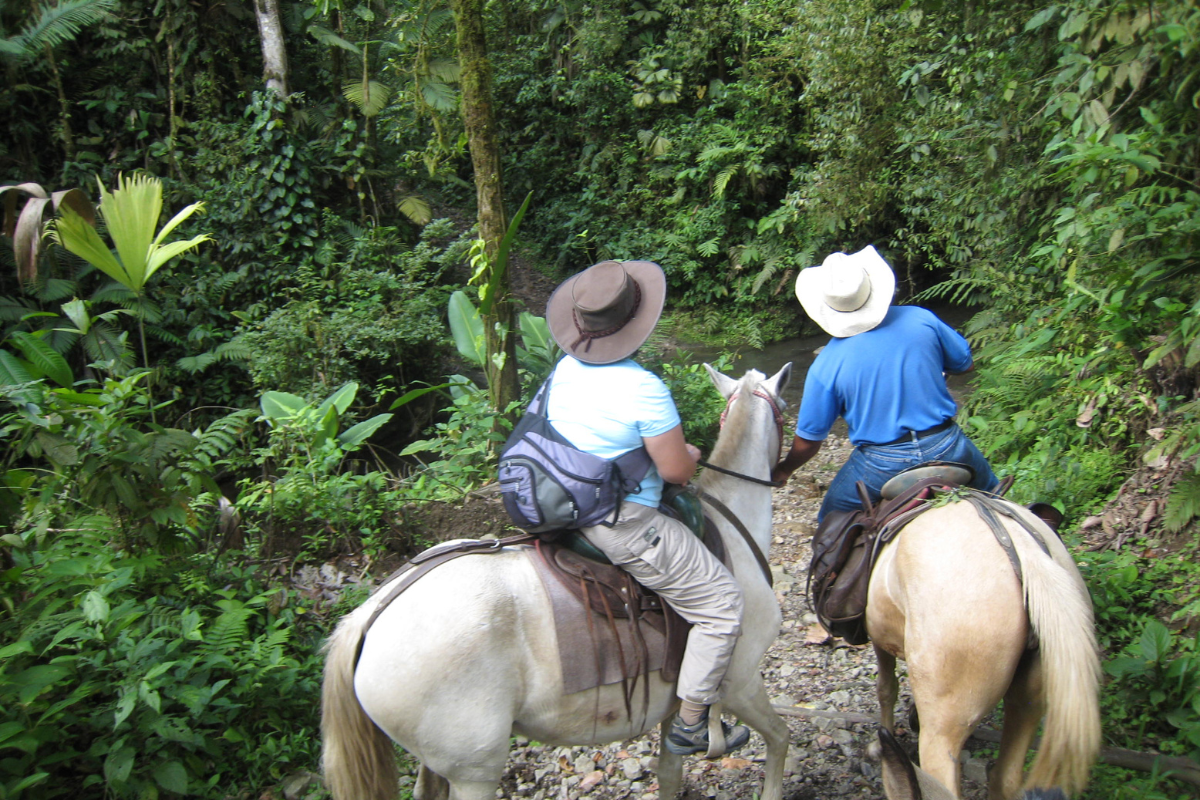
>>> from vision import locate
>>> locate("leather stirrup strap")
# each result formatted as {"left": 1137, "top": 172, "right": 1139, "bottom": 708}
{"left": 705, "top": 702, "right": 727, "bottom": 759}
{"left": 694, "top": 489, "right": 773, "bottom": 587}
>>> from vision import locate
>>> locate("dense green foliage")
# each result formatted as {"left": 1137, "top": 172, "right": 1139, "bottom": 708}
{"left": 2, "top": 0, "right": 1200, "bottom": 796}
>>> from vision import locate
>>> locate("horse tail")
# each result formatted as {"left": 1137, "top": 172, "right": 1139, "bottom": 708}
{"left": 321, "top": 607, "right": 399, "bottom": 800}
{"left": 1010, "top": 518, "right": 1102, "bottom": 795}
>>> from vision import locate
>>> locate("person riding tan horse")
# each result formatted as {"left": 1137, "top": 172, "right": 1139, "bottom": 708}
{"left": 771, "top": 245, "right": 999, "bottom": 515}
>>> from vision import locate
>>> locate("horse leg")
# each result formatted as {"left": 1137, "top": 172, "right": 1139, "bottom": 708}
{"left": 414, "top": 765, "right": 449, "bottom": 800}
{"left": 657, "top": 718, "right": 685, "bottom": 799}
{"left": 988, "top": 650, "right": 1045, "bottom": 800}
{"left": 724, "top": 681, "right": 789, "bottom": 800}
{"left": 875, "top": 644, "right": 899, "bottom": 733}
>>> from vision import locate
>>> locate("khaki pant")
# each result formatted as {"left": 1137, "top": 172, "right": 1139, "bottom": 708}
{"left": 581, "top": 501, "right": 744, "bottom": 705}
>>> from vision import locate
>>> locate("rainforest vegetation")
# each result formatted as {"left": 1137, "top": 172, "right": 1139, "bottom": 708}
{"left": 1, "top": 0, "right": 1199, "bottom": 797}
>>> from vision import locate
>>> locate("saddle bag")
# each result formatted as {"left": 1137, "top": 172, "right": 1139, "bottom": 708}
{"left": 807, "top": 478, "right": 956, "bottom": 645}
{"left": 498, "top": 371, "right": 652, "bottom": 534}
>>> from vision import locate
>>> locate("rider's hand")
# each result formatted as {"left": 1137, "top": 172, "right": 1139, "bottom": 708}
{"left": 685, "top": 443, "right": 702, "bottom": 464}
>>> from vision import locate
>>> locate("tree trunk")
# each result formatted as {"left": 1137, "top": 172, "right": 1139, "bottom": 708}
{"left": 253, "top": 0, "right": 289, "bottom": 96}
{"left": 450, "top": 0, "right": 519, "bottom": 425}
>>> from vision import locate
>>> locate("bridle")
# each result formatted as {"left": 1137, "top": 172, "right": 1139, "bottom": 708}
{"left": 698, "top": 386, "right": 787, "bottom": 488}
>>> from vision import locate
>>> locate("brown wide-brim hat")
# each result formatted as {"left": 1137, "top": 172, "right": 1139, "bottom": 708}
{"left": 546, "top": 260, "right": 667, "bottom": 364}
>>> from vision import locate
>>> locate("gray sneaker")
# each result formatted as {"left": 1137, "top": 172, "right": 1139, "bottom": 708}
{"left": 663, "top": 712, "right": 751, "bottom": 756}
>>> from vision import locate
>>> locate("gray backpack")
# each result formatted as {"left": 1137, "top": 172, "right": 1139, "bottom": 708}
{"left": 498, "top": 372, "right": 652, "bottom": 534}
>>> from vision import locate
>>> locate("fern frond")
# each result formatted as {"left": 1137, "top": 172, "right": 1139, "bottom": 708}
{"left": 213, "top": 341, "right": 252, "bottom": 362}
{"left": 7, "top": 0, "right": 115, "bottom": 62}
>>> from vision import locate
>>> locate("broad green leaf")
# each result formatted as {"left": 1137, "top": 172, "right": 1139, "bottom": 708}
{"left": 482, "top": 191, "right": 533, "bottom": 316}
{"left": 448, "top": 291, "right": 485, "bottom": 366}
{"left": 0, "top": 640, "right": 34, "bottom": 660}
{"left": 388, "top": 383, "right": 451, "bottom": 410}
{"left": 105, "top": 745, "right": 135, "bottom": 783}
{"left": 81, "top": 590, "right": 109, "bottom": 623}
{"left": 9, "top": 772, "right": 49, "bottom": 793}
{"left": 337, "top": 414, "right": 393, "bottom": 449}
{"left": 318, "top": 382, "right": 358, "bottom": 418}
{"left": 113, "top": 690, "right": 136, "bottom": 728}
{"left": 260, "top": 391, "right": 307, "bottom": 421}
{"left": 1138, "top": 619, "right": 1172, "bottom": 663}
{"left": 153, "top": 761, "right": 188, "bottom": 794}
{"left": 14, "top": 664, "right": 72, "bottom": 703}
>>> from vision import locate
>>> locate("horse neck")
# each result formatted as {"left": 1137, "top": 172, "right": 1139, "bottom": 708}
{"left": 697, "top": 381, "right": 778, "bottom": 561}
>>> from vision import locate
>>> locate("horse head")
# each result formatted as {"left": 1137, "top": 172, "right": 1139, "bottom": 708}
{"left": 703, "top": 362, "right": 793, "bottom": 476}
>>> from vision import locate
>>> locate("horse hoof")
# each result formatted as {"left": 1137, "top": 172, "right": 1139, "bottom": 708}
{"left": 865, "top": 738, "right": 882, "bottom": 761}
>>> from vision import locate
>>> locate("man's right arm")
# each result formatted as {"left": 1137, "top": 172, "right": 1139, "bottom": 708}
{"left": 771, "top": 436, "right": 822, "bottom": 485}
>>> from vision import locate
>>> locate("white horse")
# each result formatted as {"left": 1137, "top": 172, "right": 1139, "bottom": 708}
{"left": 867, "top": 496, "right": 1101, "bottom": 799}
{"left": 321, "top": 364, "right": 793, "bottom": 800}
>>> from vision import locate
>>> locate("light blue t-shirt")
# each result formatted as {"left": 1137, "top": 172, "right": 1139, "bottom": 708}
{"left": 545, "top": 356, "right": 681, "bottom": 507}
{"left": 795, "top": 306, "right": 972, "bottom": 446}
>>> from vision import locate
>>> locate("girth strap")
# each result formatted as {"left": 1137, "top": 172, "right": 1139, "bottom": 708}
{"left": 962, "top": 493, "right": 1051, "bottom": 585}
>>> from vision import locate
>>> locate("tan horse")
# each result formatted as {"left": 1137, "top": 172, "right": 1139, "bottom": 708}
{"left": 320, "top": 364, "right": 792, "bottom": 800}
{"left": 866, "top": 497, "right": 1101, "bottom": 799}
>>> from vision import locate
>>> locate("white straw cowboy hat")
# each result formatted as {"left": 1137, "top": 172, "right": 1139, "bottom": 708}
{"left": 546, "top": 260, "right": 666, "bottom": 364}
{"left": 795, "top": 245, "right": 896, "bottom": 338}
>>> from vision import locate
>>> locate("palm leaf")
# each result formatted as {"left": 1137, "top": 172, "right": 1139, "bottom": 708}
{"left": 398, "top": 195, "right": 432, "bottom": 226}
{"left": 419, "top": 78, "right": 457, "bottom": 111}
{"left": 308, "top": 24, "right": 361, "bottom": 55}
{"left": 54, "top": 205, "right": 129, "bottom": 287}
{"left": 4, "top": 0, "right": 115, "bottom": 64}
{"left": 0, "top": 351, "right": 36, "bottom": 386}
{"left": 97, "top": 174, "right": 160, "bottom": 291}
{"left": 342, "top": 80, "right": 392, "bottom": 118}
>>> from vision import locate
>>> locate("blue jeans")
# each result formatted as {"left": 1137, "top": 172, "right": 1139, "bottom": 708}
{"left": 818, "top": 424, "right": 999, "bottom": 522}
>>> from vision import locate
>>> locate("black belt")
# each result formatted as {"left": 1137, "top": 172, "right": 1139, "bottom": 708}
{"left": 872, "top": 419, "right": 955, "bottom": 447}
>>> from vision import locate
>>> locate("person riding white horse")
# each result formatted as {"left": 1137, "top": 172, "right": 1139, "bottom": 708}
{"left": 542, "top": 258, "right": 749, "bottom": 755}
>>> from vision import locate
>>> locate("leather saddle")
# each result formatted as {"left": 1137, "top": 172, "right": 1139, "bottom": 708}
{"left": 528, "top": 496, "right": 728, "bottom": 714}
{"left": 807, "top": 464, "right": 975, "bottom": 645}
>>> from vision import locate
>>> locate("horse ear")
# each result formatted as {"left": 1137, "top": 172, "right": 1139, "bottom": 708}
{"left": 763, "top": 362, "right": 793, "bottom": 400}
{"left": 704, "top": 362, "right": 739, "bottom": 399}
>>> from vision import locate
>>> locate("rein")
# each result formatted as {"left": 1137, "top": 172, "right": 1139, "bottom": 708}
{"left": 698, "top": 460, "right": 780, "bottom": 487}
{"left": 695, "top": 488, "right": 773, "bottom": 587}
{"left": 693, "top": 381, "right": 785, "bottom": 586}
